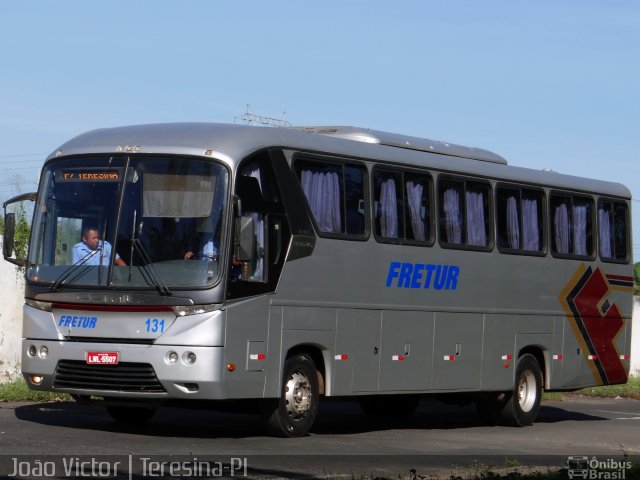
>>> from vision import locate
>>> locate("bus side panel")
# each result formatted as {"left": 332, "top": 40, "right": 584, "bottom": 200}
{"left": 223, "top": 297, "right": 270, "bottom": 398}
{"left": 379, "top": 310, "right": 433, "bottom": 392}
{"left": 350, "top": 309, "right": 382, "bottom": 392}
{"left": 480, "top": 314, "right": 516, "bottom": 391}
{"left": 432, "top": 312, "right": 483, "bottom": 391}
{"left": 548, "top": 316, "right": 566, "bottom": 390}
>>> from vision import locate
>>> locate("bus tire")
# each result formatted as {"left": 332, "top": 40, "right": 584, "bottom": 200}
{"left": 105, "top": 405, "right": 157, "bottom": 424}
{"left": 498, "top": 353, "right": 542, "bottom": 427}
{"left": 262, "top": 353, "right": 319, "bottom": 437}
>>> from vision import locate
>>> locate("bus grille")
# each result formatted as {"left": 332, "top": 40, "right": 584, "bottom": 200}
{"left": 53, "top": 360, "right": 165, "bottom": 393}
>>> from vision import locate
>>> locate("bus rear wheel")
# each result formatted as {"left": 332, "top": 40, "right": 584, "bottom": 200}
{"left": 262, "top": 353, "right": 319, "bottom": 437}
{"left": 498, "top": 353, "right": 542, "bottom": 427}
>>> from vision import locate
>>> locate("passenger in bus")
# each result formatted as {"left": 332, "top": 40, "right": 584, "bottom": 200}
{"left": 72, "top": 227, "right": 127, "bottom": 266}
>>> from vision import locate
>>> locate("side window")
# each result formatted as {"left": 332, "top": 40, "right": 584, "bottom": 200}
{"left": 374, "top": 170, "right": 404, "bottom": 239}
{"left": 373, "top": 168, "right": 432, "bottom": 243}
{"left": 551, "top": 194, "right": 594, "bottom": 258}
{"left": 296, "top": 158, "right": 366, "bottom": 237}
{"left": 496, "top": 187, "right": 544, "bottom": 254}
{"left": 598, "top": 199, "right": 629, "bottom": 262}
{"left": 439, "top": 178, "right": 491, "bottom": 249}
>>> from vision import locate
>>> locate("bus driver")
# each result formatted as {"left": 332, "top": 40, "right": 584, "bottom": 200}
{"left": 72, "top": 227, "right": 126, "bottom": 266}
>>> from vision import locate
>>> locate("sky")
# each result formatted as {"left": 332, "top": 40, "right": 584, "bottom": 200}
{"left": 1, "top": 1, "right": 639, "bottom": 259}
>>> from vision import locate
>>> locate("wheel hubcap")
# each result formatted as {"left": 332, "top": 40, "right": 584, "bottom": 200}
{"left": 284, "top": 371, "right": 312, "bottom": 419}
{"left": 518, "top": 369, "right": 537, "bottom": 412}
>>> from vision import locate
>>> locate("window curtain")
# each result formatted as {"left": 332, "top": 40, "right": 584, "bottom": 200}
{"left": 573, "top": 204, "right": 588, "bottom": 255}
{"left": 380, "top": 178, "right": 398, "bottom": 238}
{"left": 243, "top": 164, "right": 264, "bottom": 280}
{"left": 301, "top": 169, "right": 342, "bottom": 233}
{"left": 599, "top": 207, "right": 612, "bottom": 258}
{"left": 506, "top": 196, "right": 520, "bottom": 249}
{"left": 554, "top": 203, "right": 570, "bottom": 254}
{"left": 522, "top": 197, "right": 540, "bottom": 251}
{"left": 466, "top": 190, "right": 487, "bottom": 246}
{"left": 406, "top": 181, "right": 425, "bottom": 241}
{"left": 443, "top": 188, "right": 462, "bottom": 244}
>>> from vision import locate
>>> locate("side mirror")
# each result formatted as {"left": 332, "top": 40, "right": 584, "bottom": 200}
{"left": 234, "top": 216, "right": 255, "bottom": 262}
{"left": 3, "top": 191, "right": 36, "bottom": 267}
{"left": 3, "top": 213, "right": 15, "bottom": 259}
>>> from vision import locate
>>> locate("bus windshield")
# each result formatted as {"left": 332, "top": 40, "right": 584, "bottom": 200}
{"left": 27, "top": 155, "right": 228, "bottom": 290}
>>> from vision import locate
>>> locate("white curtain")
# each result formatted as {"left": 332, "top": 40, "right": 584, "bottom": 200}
{"left": 380, "top": 178, "right": 398, "bottom": 238}
{"left": 466, "top": 190, "right": 487, "bottom": 246}
{"left": 573, "top": 204, "right": 588, "bottom": 255}
{"left": 506, "top": 196, "right": 520, "bottom": 249}
{"left": 599, "top": 207, "right": 612, "bottom": 258}
{"left": 406, "top": 181, "right": 425, "bottom": 241}
{"left": 243, "top": 165, "right": 264, "bottom": 280}
{"left": 443, "top": 188, "right": 462, "bottom": 244}
{"left": 301, "top": 169, "right": 342, "bottom": 233}
{"left": 554, "top": 203, "right": 570, "bottom": 254}
{"left": 522, "top": 197, "right": 540, "bottom": 251}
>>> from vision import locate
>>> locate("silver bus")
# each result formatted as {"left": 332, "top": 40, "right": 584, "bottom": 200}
{"left": 3, "top": 123, "right": 633, "bottom": 437}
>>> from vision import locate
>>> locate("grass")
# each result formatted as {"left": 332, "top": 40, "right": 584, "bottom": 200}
{"left": 0, "top": 377, "right": 70, "bottom": 402}
{"left": 543, "top": 375, "right": 640, "bottom": 401}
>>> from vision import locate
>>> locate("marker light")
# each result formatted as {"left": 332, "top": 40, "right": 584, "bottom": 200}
{"left": 226, "top": 363, "right": 236, "bottom": 372}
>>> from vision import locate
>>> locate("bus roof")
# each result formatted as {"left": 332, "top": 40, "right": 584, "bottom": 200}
{"left": 49, "top": 122, "right": 631, "bottom": 199}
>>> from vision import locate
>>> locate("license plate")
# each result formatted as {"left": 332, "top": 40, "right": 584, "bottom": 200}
{"left": 86, "top": 351, "right": 119, "bottom": 365}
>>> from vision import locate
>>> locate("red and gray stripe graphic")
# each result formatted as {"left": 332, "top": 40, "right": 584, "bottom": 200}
{"left": 563, "top": 266, "right": 627, "bottom": 385}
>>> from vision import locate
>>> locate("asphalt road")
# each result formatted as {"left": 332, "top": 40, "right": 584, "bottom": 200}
{"left": 0, "top": 396, "right": 639, "bottom": 478}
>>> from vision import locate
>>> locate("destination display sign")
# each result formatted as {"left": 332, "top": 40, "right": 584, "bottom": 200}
{"left": 58, "top": 170, "right": 121, "bottom": 182}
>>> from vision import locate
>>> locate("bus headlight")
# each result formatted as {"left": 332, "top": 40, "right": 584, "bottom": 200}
{"left": 184, "top": 352, "right": 197, "bottom": 365}
{"left": 39, "top": 346, "right": 49, "bottom": 358}
{"left": 28, "top": 345, "right": 37, "bottom": 357}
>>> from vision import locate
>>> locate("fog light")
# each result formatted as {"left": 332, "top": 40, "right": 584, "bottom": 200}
{"left": 167, "top": 351, "right": 178, "bottom": 364}
{"left": 185, "top": 352, "right": 197, "bottom": 365}
{"left": 30, "top": 375, "right": 43, "bottom": 385}
{"left": 39, "top": 346, "right": 49, "bottom": 358}
{"left": 28, "top": 345, "right": 37, "bottom": 357}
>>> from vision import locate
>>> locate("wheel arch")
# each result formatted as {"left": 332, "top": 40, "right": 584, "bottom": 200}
{"left": 285, "top": 344, "right": 328, "bottom": 395}
{"left": 517, "top": 345, "right": 548, "bottom": 390}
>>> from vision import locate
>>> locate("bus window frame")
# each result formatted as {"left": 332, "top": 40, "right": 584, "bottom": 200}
{"left": 436, "top": 174, "right": 494, "bottom": 253}
{"left": 549, "top": 190, "right": 596, "bottom": 261}
{"left": 292, "top": 153, "right": 370, "bottom": 242}
{"left": 495, "top": 182, "right": 547, "bottom": 257}
{"left": 596, "top": 196, "right": 631, "bottom": 265}
{"left": 371, "top": 164, "right": 435, "bottom": 247}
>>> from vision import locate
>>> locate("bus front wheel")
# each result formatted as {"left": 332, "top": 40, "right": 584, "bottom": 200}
{"left": 498, "top": 353, "right": 542, "bottom": 427}
{"left": 262, "top": 353, "right": 319, "bottom": 437}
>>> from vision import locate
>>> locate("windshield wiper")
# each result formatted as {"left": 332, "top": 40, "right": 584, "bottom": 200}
{"left": 50, "top": 250, "right": 100, "bottom": 292}
{"left": 129, "top": 239, "right": 172, "bottom": 296}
